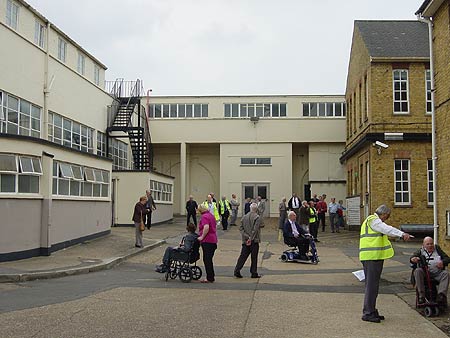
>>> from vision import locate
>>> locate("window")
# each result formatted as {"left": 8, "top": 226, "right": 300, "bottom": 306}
{"left": 240, "top": 157, "right": 272, "bottom": 166}
{"left": 77, "top": 53, "right": 85, "bottom": 75}
{"left": 6, "top": 0, "right": 19, "bottom": 30}
{"left": 393, "top": 69, "right": 409, "bottom": 113}
{"left": 34, "top": 20, "right": 45, "bottom": 48}
{"left": 149, "top": 103, "right": 209, "bottom": 119}
{"left": 94, "top": 65, "right": 100, "bottom": 86}
{"left": 97, "top": 131, "right": 107, "bottom": 157}
{"left": 109, "top": 139, "right": 128, "bottom": 170}
{"left": 150, "top": 180, "right": 172, "bottom": 202}
{"left": 425, "top": 69, "right": 432, "bottom": 114}
{"left": 394, "top": 159, "right": 410, "bottom": 205}
{"left": 48, "top": 112, "right": 94, "bottom": 153}
{"left": 223, "top": 103, "right": 287, "bottom": 118}
{"left": 428, "top": 160, "right": 434, "bottom": 205}
{"left": 302, "top": 102, "right": 346, "bottom": 117}
{"left": 0, "top": 154, "right": 41, "bottom": 194}
{"left": 53, "top": 161, "right": 109, "bottom": 198}
{"left": 58, "top": 38, "right": 67, "bottom": 62}
{"left": 0, "top": 93, "right": 41, "bottom": 137}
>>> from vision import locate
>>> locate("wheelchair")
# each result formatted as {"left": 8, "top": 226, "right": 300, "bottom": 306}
{"left": 280, "top": 235, "right": 319, "bottom": 265}
{"left": 165, "top": 240, "right": 203, "bottom": 283}
{"left": 411, "top": 255, "right": 446, "bottom": 317}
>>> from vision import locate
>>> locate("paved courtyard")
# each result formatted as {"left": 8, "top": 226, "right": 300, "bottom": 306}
{"left": 0, "top": 219, "right": 449, "bottom": 338}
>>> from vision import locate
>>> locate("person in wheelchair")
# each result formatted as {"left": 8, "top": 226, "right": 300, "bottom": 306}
{"left": 156, "top": 223, "right": 198, "bottom": 273}
{"left": 283, "top": 211, "right": 311, "bottom": 259}
{"left": 410, "top": 236, "right": 450, "bottom": 306}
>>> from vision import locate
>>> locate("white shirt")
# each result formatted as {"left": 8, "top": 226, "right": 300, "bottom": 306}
{"left": 370, "top": 214, "right": 404, "bottom": 238}
{"left": 290, "top": 220, "right": 299, "bottom": 237}
{"left": 292, "top": 197, "right": 300, "bottom": 209}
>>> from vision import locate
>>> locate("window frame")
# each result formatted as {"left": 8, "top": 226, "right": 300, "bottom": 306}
{"left": 77, "top": 53, "right": 86, "bottom": 75}
{"left": 427, "top": 159, "right": 434, "bottom": 206}
{"left": 392, "top": 69, "right": 410, "bottom": 114}
{"left": 302, "top": 102, "right": 346, "bottom": 118}
{"left": 58, "top": 37, "right": 67, "bottom": 63}
{"left": 425, "top": 69, "right": 432, "bottom": 115}
{"left": 394, "top": 159, "right": 411, "bottom": 206}
{"left": 34, "top": 20, "right": 45, "bottom": 48}
{"left": 6, "top": 0, "right": 19, "bottom": 30}
{"left": 240, "top": 157, "right": 272, "bottom": 166}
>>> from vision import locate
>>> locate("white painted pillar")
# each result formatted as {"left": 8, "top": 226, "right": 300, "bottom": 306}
{"left": 40, "top": 151, "right": 54, "bottom": 256}
{"left": 180, "top": 142, "right": 186, "bottom": 216}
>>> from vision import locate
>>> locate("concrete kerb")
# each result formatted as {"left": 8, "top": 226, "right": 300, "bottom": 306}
{"left": 0, "top": 240, "right": 166, "bottom": 283}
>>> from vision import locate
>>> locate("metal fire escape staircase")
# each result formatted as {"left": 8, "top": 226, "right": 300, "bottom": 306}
{"left": 106, "top": 79, "right": 153, "bottom": 171}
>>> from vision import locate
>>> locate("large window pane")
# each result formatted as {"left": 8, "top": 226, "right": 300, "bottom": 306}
{"left": 18, "top": 175, "right": 39, "bottom": 193}
{"left": 0, "top": 174, "right": 15, "bottom": 192}
{"left": 0, "top": 154, "right": 17, "bottom": 172}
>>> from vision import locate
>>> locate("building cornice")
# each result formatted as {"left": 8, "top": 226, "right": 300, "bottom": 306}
{"left": 370, "top": 57, "right": 429, "bottom": 63}
{"left": 339, "top": 132, "right": 431, "bottom": 163}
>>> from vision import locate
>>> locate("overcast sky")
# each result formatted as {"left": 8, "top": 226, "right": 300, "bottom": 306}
{"left": 26, "top": 0, "right": 424, "bottom": 96}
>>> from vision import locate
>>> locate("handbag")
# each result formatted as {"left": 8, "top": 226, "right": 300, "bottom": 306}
{"left": 139, "top": 210, "right": 145, "bottom": 231}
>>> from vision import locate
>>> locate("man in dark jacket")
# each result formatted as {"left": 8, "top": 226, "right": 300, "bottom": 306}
{"left": 156, "top": 223, "right": 198, "bottom": 272}
{"left": 299, "top": 201, "right": 310, "bottom": 230}
{"left": 145, "top": 190, "right": 157, "bottom": 229}
{"left": 186, "top": 195, "right": 198, "bottom": 226}
{"left": 410, "top": 236, "right": 450, "bottom": 306}
{"left": 283, "top": 211, "right": 310, "bottom": 258}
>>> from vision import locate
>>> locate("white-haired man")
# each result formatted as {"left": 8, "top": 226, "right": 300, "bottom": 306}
{"left": 234, "top": 203, "right": 264, "bottom": 279}
{"left": 359, "top": 205, "right": 412, "bottom": 323}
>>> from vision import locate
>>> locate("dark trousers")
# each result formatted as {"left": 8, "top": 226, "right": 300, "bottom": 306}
{"left": 362, "top": 260, "right": 384, "bottom": 316}
{"left": 146, "top": 211, "right": 152, "bottom": 229}
{"left": 201, "top": 242, "right": 217, "bottom": 282}
{"left": 234, "top": 242, "right": 259, "bottom": 275}
{"left": 309, "top": 221, "right": 319, "bottom": 240}
{"left": 186, "top": 212, "right": 197, "bottom": 226}
{"left": 221, "top": 211, "right": 229, "bottom": 230}
{"left": 162, "top": 247, "right": 179, "bottom": 265}
{"left": 318, "top": 213, "right": 326, "bottom": 231}
{"left": 285, "top": 237, "right": 309, "bottom": 255}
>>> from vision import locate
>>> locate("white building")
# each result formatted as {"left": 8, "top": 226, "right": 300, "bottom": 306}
{"left": 146, "top": 95, "right": 347, "bottom": 217}
{"left": 0, "top": 0, "right": 173, "bottom": 261}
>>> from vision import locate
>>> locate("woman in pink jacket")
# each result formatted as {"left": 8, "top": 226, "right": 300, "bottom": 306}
{"left": 197, "top": 204, "right": 218, "bottom": 283}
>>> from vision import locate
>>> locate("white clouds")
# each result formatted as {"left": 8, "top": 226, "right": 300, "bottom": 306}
{"left": 25, "top": 0, "right": 422, "bottom": 95}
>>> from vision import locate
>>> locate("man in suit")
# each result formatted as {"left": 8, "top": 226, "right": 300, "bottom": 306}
{"left": 283, "top": 211, "right": 310, "bottom": 258}
{"left": 288, "top": 193, "right": 301, "bottom": 223}
{"left": 145, "top": 190, "right": 157, "bottom": 229}
{"left": 234, "top": 203, "right": 264, "bottom": 279}
{"left": 185, "top": 195, "right": 198, "bottom": 226}
{"left": 256, "top": 196, "right": 265, "bottom": 217}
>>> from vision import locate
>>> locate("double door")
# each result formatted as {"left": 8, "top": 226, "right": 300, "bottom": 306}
{"left": 242, "top": 183, "right": 270, "bottom": 217}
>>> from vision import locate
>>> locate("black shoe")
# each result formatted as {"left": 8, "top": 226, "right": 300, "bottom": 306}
{"left": 362, "top": 315, "right": 381, "bottom": 323}
{"left": 315, "top": 239, "right": 320, "bottom": 243}
{"left": 374, "top": 310, "right": 385, "bottom": 320}
{"left": 234, "top": 272, "right": 243, "bottom": 278}
{"left": 135, "top": 244, "right": 142, "bottom": 248}
{"left": 251, "top": 274, "right": 262, "bottom": 278}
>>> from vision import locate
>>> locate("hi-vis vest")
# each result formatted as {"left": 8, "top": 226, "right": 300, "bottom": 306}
{"left": 309, "top": 207, "right": 317, "bottom": 224}
{"left": 218, "top": 199, "right": 231, "bottom": 215}
{"left": 359, "top": 214, "right": 394, "bottom": 261}
{"left": 202, "top": 201, "right": 220, "bottom": 221}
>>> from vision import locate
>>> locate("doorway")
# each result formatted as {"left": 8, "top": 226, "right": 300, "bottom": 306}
{"left": 242, "top": 183, "right": 270, "bottom": 217}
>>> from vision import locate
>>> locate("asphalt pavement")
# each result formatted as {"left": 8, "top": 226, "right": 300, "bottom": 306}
{"left": 0, "top": 217, "right": 448, "bottom": 338}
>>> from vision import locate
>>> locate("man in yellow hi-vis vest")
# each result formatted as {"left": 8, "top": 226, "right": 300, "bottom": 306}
{"left": 359, "top": 204, "right": 412, "bottom": 323}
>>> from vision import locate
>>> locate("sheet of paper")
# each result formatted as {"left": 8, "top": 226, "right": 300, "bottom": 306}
{"left": 352, "top": 269, "right": 365, "bottom": 282}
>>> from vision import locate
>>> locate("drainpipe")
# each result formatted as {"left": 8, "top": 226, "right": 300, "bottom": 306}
{"left": 418, "top": 15, "right": 438, "bottom": 245}
{"left": 43, "top": 21, "right": 51, "bottom": 138}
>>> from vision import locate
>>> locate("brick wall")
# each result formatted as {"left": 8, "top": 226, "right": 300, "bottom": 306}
{"left": 432, "top": 2, "right": 450, "bottom": 252}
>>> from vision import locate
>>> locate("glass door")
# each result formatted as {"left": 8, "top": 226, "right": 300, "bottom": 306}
{"left": 242, "top": 183, "right": 270, "bottom": 217}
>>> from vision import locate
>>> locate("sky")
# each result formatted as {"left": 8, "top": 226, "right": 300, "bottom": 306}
{"left": 26, "top": 0, "right": 425, "bottom": 96}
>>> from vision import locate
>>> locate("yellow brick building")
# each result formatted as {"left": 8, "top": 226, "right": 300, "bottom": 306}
{"left": 341, "top": 21, "right": 433, "bottom": 229}
{"left": 417, "top": 0, "right": 450, "bottom": 251}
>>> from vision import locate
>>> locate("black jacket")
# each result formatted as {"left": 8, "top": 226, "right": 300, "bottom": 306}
{"left": 186, "top": 200, "right": 198, "bottom": 214}
{"left": 283, "top": 220, "right": 308, "bottom": 239}
{"left": 288, "top": 196, "right": 301, "bottom": 210}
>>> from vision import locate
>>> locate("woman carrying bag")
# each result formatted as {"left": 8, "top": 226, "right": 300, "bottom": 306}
{"left": 132, "top": 196, "right": 151, "bottom": 248}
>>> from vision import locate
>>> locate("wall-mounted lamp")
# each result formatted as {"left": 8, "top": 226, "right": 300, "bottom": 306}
{"left": 250, "top": 116, "right": 259, "bottom": 126}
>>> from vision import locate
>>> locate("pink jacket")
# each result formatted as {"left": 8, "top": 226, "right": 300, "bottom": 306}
{"left": 199, "top": 212, "right": 218, "bottom": 244}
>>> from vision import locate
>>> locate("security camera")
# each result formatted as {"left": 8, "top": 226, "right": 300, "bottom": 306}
{"left": 373, "top": 141, "right": 389, "bottom": 149}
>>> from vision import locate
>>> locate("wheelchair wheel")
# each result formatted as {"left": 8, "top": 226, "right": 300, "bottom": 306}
{"left": 191, "top": 266, "right": 202, "bottom": 280}
{"left": 179, "top": 266, "right": 193, "bottom": 283}
{"left": 424, "top": 306, "right": 433, "bottom": 317}
{"left": 434, "top": 307, "right": 440, "bottom": 316}
{"left": 281, "top": 254, "right": 288, "bottom": 262}
{"left": 169, "top": 262, "right": 178, "bottom": 280}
